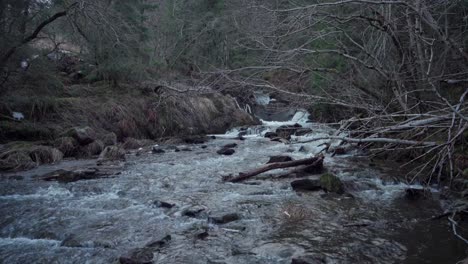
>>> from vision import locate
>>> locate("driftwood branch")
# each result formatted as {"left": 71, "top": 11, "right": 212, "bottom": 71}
{"left": 296, "top": 136, "right": 438, "bottom": 147}
{"left": 225, "top": 155, "right": 324, "bottom": 183}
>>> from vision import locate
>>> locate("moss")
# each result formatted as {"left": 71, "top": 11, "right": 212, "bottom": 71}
{"left": 320, "top": 173, "right": 344, "bottom": 194}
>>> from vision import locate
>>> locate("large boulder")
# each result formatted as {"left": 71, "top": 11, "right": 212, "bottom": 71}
{"left": 62, "top": 127, "right": 97, "bottom": 145}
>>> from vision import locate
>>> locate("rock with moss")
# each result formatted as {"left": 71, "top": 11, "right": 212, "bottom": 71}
{"left": 102, "top": 132, "right": 118, "bottom": 146}
{"left": 319, "top": 173, "right": 344, "bottom": 194}
{"left": 62, "top": 127, "right": 97, "bottom": 145}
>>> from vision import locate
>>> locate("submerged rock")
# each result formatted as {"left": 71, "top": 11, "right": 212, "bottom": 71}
{"left": 405, "top": 188, "right": 429, "bottom": 200}
{"left": 291, "top": 179, "right": 322, "bottom": 191}
{"left": 320, "top": 173, "right": 344, "bottom": 194}
{"left": 154, "top": 200, "right": 176, "bottom": 208}
{"left": 61, "top": 234, "right": 83, "bottom": 248}
{"left": 223, "top": 143, "right": 238, "bottom": 149}
{"left": 209, "top": 213, "right": 240, "bottom": 224}
{"left": 119, "top": 235, "right": 171, "bottom": 264}
{"left": 182, "top": 205, "right": 206, "bottom": 217}
{"left": 264, "top": 132, "right": 278, "bottom": 138}
{"left": 295, "top": 128, "right": 313, "bottom": 136}
{"left": 217, "top": 148, "right": 235, "bottom": 155}
{"left": 42, "top": 168, "right": 112, "bottom": 183}
{"left": 267, "top": 156, "right": 293, "bottom": 163}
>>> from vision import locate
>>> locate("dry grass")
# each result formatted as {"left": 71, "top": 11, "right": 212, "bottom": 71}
{"left": 279, "top": 201, "right": 313, "bottom": 223}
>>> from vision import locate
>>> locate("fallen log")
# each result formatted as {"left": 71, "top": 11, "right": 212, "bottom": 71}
{"left": 225, "top": 155, "right": 324, "bottom": 183}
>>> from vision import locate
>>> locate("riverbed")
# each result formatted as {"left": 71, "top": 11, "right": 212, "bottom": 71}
{"left": 0, "top": 114, "right": 466, "bottom": 263}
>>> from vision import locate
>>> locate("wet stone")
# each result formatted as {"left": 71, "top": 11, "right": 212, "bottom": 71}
{"left": 183, "top": 205, "right": 206, "bottom": 217}
{"left": 267, "top": 156, "right": 293, "bottom": 164}
{"left": 154, "top": 200, "right": 176, "bottom": 208}
{"left": 209, "top": 213, "right": 240, "bottom": 224}
{"left": 151, "top": 147, "right": 165, "bottom": 154}
{"left": 217, "top": 148, "right": 235, "bottom": 155}
{"left": 291, "top": 179, "right": 322, "bottom": 192}
{"left": 61, "top": 234, "right": 83, "bottom": 248}
{"left": 405, "top": 188, "right": 429, "bottom": 200}
{"left": 223, "top": 143, "right": 238, "bottom": 149}
{"left": 295, "top": 128, "right": 313, "bottom": 136}
{"left": 264, "top": 132, "right": 278, "bottom": 138}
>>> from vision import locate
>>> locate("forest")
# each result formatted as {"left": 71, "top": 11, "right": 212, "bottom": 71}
{"left": 0, "top": 0, "right": 468, "bottom": 263}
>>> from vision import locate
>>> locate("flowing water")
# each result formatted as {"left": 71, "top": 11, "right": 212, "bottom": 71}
{"left": 0, "top": 111, "right": 466, "bottom": 263}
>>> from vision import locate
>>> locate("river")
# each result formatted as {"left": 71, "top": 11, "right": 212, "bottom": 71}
{"left": 0, "top": 111, "right": 466, "bottom": 263}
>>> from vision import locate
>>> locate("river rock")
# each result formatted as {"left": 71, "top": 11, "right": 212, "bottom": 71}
{"left": 264, "top": 132, "right": 278, "bottom": 138}
{"left": 42, "top": 168, "right": 112, "bottom": 183}
{"left": 119, "top": 235, "right": 171, "bottom": 264}
{"left": 98, "top": 146, "right": 126, "bottom": 164}
{"left": 209, "top": 213, "right": 240, "bottom": 224}
{"left": 217, "top": 148, "right": 235, "bottom": 155}
{"left": 223, "top": 143, "right": 238, "bottom": 149}
{"left": 295, "top": 128, "right": 312, "bottom": 136}
{"left": 303, "top": 159, "right": 324, "bottom": 174}
{"left": 154, "top": 200, "right": 176, "bottom": 208}
{"left": 267, "top": 156, "right": 293, "bottom": 163}
{"left": 276, "top": 125, "right": 301, "bottom": 139}
{"left": 62, "top": 126, "right": 97, "bottom": 145}
{"left": 291, "top": 179, "right": 322, "bottom": 191}
{"left": 405, "top": 188, "right": 428, "bottom": 200}
{"left": 61, "top": 234, "right": 83, "bottom": 248}
{"left": 102, "top": 132, "right": 118, "bottom": 146}
{"left": 183, "top": 135, "right": 209, "bottom": 144}
{"left": 320, "top": 173, "right": 344, "bottom": 194}
{"left": 298, "top": 146, "right": 307, "bottom": 152}
{"left": 330, "top": 147, "right": 346, "bottom": 155}
{"left": 151, "top": 146, "right": 165, "bottom": 154}
{"left": 182, "top": 205, "right": 206, "bottom": 217}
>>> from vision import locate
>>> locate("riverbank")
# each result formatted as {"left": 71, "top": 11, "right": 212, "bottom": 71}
{"left": 0, "top": 82, "right": 259, "bottom": 171}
